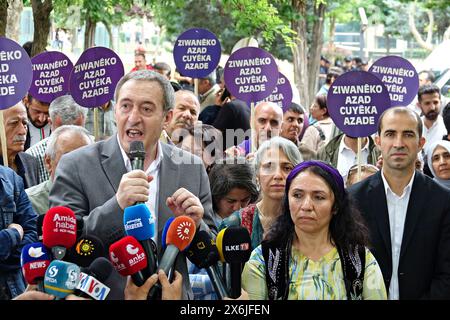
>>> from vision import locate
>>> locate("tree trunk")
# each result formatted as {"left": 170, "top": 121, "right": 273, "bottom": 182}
{"left": 444, "top": 25, "right": 450, "bottom": 41}
{"left": 0, "top": 0, "right": 7, "bottom": 37}
{"left": 84, "top": 17, "right": 96, "bottom": 50}
{"left": 307, "top": 1, "right": 326, "bottom": 104}
{"left": 291, "top": 0, "right": 309, "bottom": 109}
{"left": 103, "top": 22, "right": 114, "bottom": 51}
{"left": 6, "top": 0, "right": 23, "bottom": 41}
{"left": 31, "top": 0, "right": 53, "bottom": 57}
{"left": 328, "top": 14, "right": 336, "bottom": 65}
{"left": 408, "top": 2, "right": 433, "bottom": 51}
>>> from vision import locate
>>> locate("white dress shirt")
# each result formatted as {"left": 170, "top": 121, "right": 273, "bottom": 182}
{"left": 118, "top": 135, "right": 163, "bottom": 244}
{"left": 422, "top": 116, "right": 447, "bottom": 154}
{"left": 336, "top": 136, "right": 370, "bottom": 182}
{"left": 381, "top": 170, "right": 415, "bottom": 300}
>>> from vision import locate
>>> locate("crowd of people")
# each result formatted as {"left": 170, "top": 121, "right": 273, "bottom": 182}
{"left": 1, "top": 46, "right": 450, "bottom": 301}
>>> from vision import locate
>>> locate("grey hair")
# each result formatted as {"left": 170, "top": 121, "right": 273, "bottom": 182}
{"left": 45, "top": 125, "right": 93, "bottom": 159}
{"left": 208, "top": 157, "right": 259, "bottom": 212}
{"left": 201, "top": 71, "right": 216, "bottom": 85}
{"left": 114, "top": 70, "right": 175, "bottom": 113}
{"left": 254, "top": 136, "right": 303, "bottom": 172}
{"left": 49, "top": 95, "right": 87, "bottom": 124}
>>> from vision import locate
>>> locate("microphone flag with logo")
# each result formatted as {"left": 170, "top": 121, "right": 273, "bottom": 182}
{"left": 216, "top": 226, "right": 251, "bottom": 298}
{"left": 44, "top": 260, "right": 81, "bottom": 299}
{"left": 42, "top": 206, "right": 77, "bottom": 260}
{"left": 109, "top": 235, "right": 148, "bottom": 286}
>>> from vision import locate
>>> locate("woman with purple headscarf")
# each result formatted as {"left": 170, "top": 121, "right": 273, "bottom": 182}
{"left": 241, "top": 160, "right": 386, "bottom": 300}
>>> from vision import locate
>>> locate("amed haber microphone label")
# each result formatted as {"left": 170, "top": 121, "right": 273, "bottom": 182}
{"left": 70, "top": 47, "right": 124, "bottom": 107}
{"left": 369, "top": 55, "right": 418, "bottom": 107}
{"left": 327, "top": 71, "right": 391, "bottom": 138}
{"left": 173, "top": 28, "right": 221, "bottom": 78}
{"left": 53, "top": 213, "right": 76, "bottom": 235}
{"left": 29, "top": 51, "right": 73, "bottom": 103}
{"left": 224, "top": 47, "right": 278, "bottom": 105}
{"left": 0, "top": 37, "right": 32, "bottom": 109}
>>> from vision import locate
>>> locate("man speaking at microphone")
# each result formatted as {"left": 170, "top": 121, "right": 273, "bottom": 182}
{"left": 49, "top": 70, "right": 217, "bottom": 299}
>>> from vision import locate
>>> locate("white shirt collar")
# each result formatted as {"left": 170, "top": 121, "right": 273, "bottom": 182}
{"left": 117, "top": 134, "right": 163, "bottom": 173}
{"left": 381, "top": 169, "right": 415, "bottom": 198}
{"left": 338, "top": 136, "right": 370, "bottom": 155}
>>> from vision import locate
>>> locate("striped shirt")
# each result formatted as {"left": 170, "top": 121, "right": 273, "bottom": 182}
{"left": 25, "top": 137, "right": 50, "bottom": 184}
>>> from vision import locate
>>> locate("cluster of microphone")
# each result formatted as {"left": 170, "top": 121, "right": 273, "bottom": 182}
{"left": 21, "top": 206, "right": 122, "bottom": 300}
{"left": 21, "top": 141, "right": 253, "bottom": 300}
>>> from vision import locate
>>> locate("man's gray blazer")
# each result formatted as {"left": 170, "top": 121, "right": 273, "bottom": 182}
{"left": 49, "top": 136, "right": 217, "bottom": 299}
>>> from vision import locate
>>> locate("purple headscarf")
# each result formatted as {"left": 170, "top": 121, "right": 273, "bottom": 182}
{"left": 285, "top": 160, "right": 345, "bottom": 200}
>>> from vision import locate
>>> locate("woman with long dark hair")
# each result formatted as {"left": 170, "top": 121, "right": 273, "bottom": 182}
{"left": 241, "top": 160, "right": 386, "bottom": 300}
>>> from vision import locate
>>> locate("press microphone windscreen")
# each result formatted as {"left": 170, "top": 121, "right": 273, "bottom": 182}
{"left": 161, "top": 216, "right": 175, "bottom": 250}
{"left": 165, "top": 216, "right": 197, "bottom": 252}
{"left": 217, "top": 226, "right": 252, "bottom": 264}
{"left": 186, "top": 230, "right": 219, "bottom": 268}
{"left": 42, "top": 206, "right": 77, "bottom": 249}
{"left": 124, "top": 204, "right": 155, "bottom": 240}
{"left": 21, "top": 243, "right": 51, "bottom": 285}
{"left": 44, "top": 260, "right": 80, "bottom": 299}
{"left": 65, "top": 235, "right": 106, "bottom": 268}
{"left": 108, "top": 236, "right": 148, "bottom": 276}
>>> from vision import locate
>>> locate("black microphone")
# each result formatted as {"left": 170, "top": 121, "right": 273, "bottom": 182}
{"left": 186, "top": 230, "right": 230, "bottom": 299}
{"left": 216, "top": 226, "right": 251, "bottom": 298}
{"left": 36, "top": 215, "right": 45, "bottom": 241}
{"left": 129, "top": 140, "right": 145, "bottom": 173}
{"left": 77, "top": 257, "right": 125, "bottom": 300}
{"left": 65, "top": 234, "right": 106, "bottom": 268}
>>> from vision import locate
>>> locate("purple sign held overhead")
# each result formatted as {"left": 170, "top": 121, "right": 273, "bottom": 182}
{"left": 224, "top": 47, "right": 278, "bottom": 105}
{"left": 173, "top": 28, "right": 221, "bottom": 78}
{"left": 327, "top": 71, "right": 391, "bottom": 137}
{"left": 0, "top": 37, "right": 32, "bottom": 110}
{"left": 70, "top": 47, "right": 124, "bottom": 108}
{"left": 369, "top": 55, "right": 419, "bottom": 107}
{"left": 29, "top": 51, "right": 73, "bottom": 103}
{"left": 259, "top": 72, "right": 292, "bottom": 112}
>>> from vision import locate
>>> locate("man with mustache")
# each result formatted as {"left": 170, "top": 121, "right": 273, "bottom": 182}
{"left": 418, "top": 84, "right": 446, "bottom": 153}
{"left": 1, "top": 103, "right": 39, "bottom": 188}
{"left": 349, "top": 107, "right": 450, "bottom": 299}
{"left": 164, "top": 90, "right": 200, "bottom": 144}
{"left": 22, "top": 94, "right": 51, "bottom": 150}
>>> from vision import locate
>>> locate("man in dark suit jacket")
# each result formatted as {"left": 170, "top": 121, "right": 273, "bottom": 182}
{"left": 49, "top": 70, "right": 216, "bottom": 299}
{"left": 349, "top": 106, "right": 450, "bottom": 299}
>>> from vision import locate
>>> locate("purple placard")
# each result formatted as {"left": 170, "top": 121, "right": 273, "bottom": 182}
{"left": 224, "top": 47, "right": 278, "bottom": 105}
{"left": 69, "top": 47, "right": 124, "bottom": 108}
{"left": 173, "top": 28, "right": 221, "bottom": 78}
{"left": 369, "top": 55, "right": 419, "bottom": 107}
{"left": 0, "top": 37, "right": 32, "bottom": 110}
{"left": 327, "top": 71, "right": 391, "bottom": 137}
{"left": 258, "top": 72, "right": 292, "bottom": 112}
{"left": 29, "top": 51, "right": 73, "bottom": 103}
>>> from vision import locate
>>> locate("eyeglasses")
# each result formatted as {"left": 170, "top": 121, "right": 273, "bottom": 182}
{"left": 347, "top": 164, "right": 379, "bottom": 175}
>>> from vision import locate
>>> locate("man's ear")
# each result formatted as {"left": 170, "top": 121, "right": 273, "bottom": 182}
{"left": 44, "top": 154, "right": 52, "bottom": 175}
{"left": 164, "top": 109, "right": 173, "bottom": 127}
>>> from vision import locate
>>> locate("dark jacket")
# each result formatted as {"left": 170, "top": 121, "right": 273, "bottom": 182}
{"left": 0, "top": 166, "right": 38, "bottom": 299}
{"left": 317, "top": 133, "right": 380, "bottom": 168}
{"left": 348, "top": 171, "right": 450, "bottom": 299}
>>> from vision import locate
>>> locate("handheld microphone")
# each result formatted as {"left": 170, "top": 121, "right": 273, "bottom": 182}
{"left": 216, "top": 226, "right": 251, "bottom": 298}
{"left": 44, "top": 260, "right": 81, "bottom": 299}
{"left": 148, "top": 216, "right": 196, "bottom": 299}
{"left": 186, "top": 230, "right": 230, "bottom": 299}
{"left": 124, "top": 204, "right": 157, "bottom": 281}
{"left": 65, "top": 235, "right": 105, "bottom": 268}
{"left": 21, "top": 242, "right": 51, "bottom": 292}
{"left": 76, "top": 257, "right": 117, "bottom": 300}
{"left": 109, "top": 236, "right": 148, "bottom": 287}
{"left": 42, "top": 206, "right": 77, "bottom": 260}
{"left": 36, "top": 215, "right": 45, "bottom": 241}
{"left": 129, "top": 141, "right": 145, "bottom": 172}
{"left": 161, "top": 216, "right": 175, "bottom": 251}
